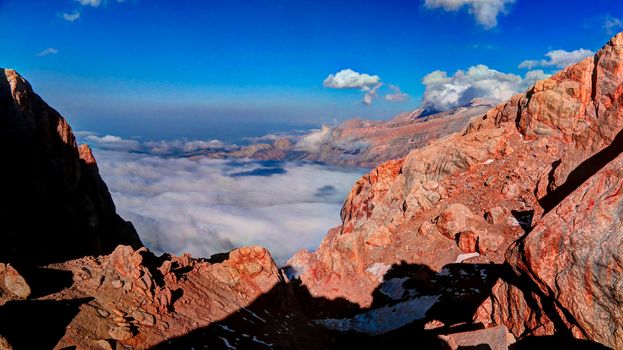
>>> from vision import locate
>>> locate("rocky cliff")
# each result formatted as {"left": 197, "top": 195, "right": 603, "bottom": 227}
{"left": 0, "top": 69, "right": 141, "bottom": 266}
{"left": 291, "top": 32, "right": 623, "bottom": 348}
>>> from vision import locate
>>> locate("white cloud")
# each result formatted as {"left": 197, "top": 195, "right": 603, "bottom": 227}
{"left": 421, "top": 64, "right": 551, "bottom": 111}
{"left": 62, "top": 11, "right": 81, "bottom": 21}
{"left": 84, "top": 134, "right": 142, "bottom": 152}
{"left": 518, "top": 48, "right": 594, "bottom": 69}
{"left": 323, "top": 69, "right": 381, "bottom": 89}
{"left": 36, "top": 48, "right": 58, "bottom": 57}
{"left": 362, "top": 83, "right": 382, "bottom": 105}
{"left": 294, "top": 125, "right": 332, "bottom": 153}
{"left": 79, "top": 133, "right": 231, "bottom": 155}
{"left": 384, "top": 84, "right": 409, "bottom": 103}
{"left": 323, "top": 69, "right": 387, "bottom": 105}
{"left": 603, "top": 16, "right": 623, "bottom": 35}
{"left": 94, "top": 149, "right": 363, "bottom": 264}
{"left": 424, "top": 0, "right": 515, "bottom": 29}
{"left": 76, "top": 0, "right": 102, "bottom": 6}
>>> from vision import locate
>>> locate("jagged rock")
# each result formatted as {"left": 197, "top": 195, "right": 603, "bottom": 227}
{"left": 293, "top": 32, "right": 623, "bottom": 350}
{"left": 3, "top": 264, "right": 30, "bottom": 298}
{"left": 0, "top": 68, "right": 141, "bottom": 266}
{"left": 0, "top": 335, "right": 12, "bottom": 350}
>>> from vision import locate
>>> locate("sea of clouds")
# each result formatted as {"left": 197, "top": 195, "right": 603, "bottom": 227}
{"left": 88, "top": 139, "right": 363, "bottom": 265}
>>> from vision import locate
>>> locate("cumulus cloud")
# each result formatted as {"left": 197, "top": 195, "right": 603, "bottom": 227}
{"left": 424, "top": 0, "right": 515, "bottom": 29}
{"left": 36, "top": 48, "right": 58, "bottom": 56}
{"left": 384, "top": 84, "right": 409, "bottom": 103}
{"left": 62, "top": 11, "right": 81, "bottom": 21}
{"left": 94, "top": 149, "right": 362, "bottom": 264}
{"left": 518, "top": 48, "right": 594, "bottom": 69}
{"left": 323, "top": 69, "right": 385, "bottom": 105}
{"left": 603, "top": 16, "right": 623, "bottom": 35}
{"left": 323, "top": 69, "right": 381, "bottom": 89}
{"left": 421, "top": 64, "right": 551, "bottom": 111}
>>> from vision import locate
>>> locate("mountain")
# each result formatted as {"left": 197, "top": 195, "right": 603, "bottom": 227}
{"left": 289, "top": 32, "right": 623, "bottom": 348}
{"left": 0, "top": 69, "right": 141, "bottom": 266}
{"left": 193, "top": 99, "right": 493, "bottom": 168}
{"left": 1, "top": 32, "right": 622, "bottom": 349}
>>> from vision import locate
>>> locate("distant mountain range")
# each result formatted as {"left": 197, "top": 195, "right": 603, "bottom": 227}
{"left": 187, "top": 99, "right": 494, "bottom": 168}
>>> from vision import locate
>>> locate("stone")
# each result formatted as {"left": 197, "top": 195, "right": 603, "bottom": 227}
{"left": 131, "top": 310, "right": 156, "bottom": 327}
{"left": 436, "top": 203, "right": 479, "bottom": 240}
{"left": 94, "top": 339, "right": 114, "bottom": 350}
{"left": 4, "top": 264, "right": 31, "bottom": 299}
{"left": 109, "top": 325, "right": 133, "bottom": 340}
{"left": 484, "top": 207, "right": 505, "bottom": 225}
{"left": 111, "top": 279, "right": 123, "bottom": 288}
{"left": 446, "top": 326, "right": 515, "bottom": 350}
{"left": 456, "top": 231, "right": 478, "bottom": 253}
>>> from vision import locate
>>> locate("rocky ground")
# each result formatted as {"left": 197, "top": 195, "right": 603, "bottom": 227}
{"left": 0, "top": 33, "right": 622, "bottom": 350}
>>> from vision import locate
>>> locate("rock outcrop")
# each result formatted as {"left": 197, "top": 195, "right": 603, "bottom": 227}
{"left": 291, "top": 32, "right": 623, "bottom": 348}
{"left": 0, "top": 69, "right": 141, "bottom": 266}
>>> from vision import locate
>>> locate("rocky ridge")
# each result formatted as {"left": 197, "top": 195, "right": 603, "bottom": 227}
{"left": 290, "top": 32, "right": 623, "bottom": 349}
{"left": 0, "top": 69, "right": 141, "bottom": 266}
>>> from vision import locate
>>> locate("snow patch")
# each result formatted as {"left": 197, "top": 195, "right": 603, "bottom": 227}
{"left": 252, "top": 336, "right": 273, "bottom": 348}
{"left": 484, "top": 159, "right": 494, "bottom": 165}
{"left": 315, "top": 295, "right": 439, "bottom": 335}
{"left": 455, "top": 252, "right": 480, "bottom": 263}
{"left": 366, "top": 262, "right": 391, "bottom": 282}
{"left": 379, "top": 277, "right": 410, "bottom": 300}
{"left": 218, "top": 336, "right": 236, "bottom": 350}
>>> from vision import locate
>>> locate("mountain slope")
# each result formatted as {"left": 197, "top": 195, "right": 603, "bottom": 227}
{"left": 290, "top": 32, "right": 623, "bottom": 348}
{"left": 0, "top": 69, "right": 141, "bottom": 265}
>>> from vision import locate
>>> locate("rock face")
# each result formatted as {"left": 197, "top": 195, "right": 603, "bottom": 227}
{"left": 194, "top": 99, "right": 492, "bottom": 167}
{"left": 291, "top": 32, "right": 623, "bottom": 348}
{"left": 0, "top": 69, "right": 141, "bottom": 265}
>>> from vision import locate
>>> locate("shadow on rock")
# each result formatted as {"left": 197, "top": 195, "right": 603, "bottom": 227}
{"left": 0, "top": 297, "right": 91, "bottom": 350}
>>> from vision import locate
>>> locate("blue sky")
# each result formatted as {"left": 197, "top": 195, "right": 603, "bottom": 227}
{"left": 0, "top": 0, "right": 621, "bottom": 141}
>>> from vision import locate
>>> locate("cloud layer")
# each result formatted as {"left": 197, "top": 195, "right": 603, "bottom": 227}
{"left": 79, "top": 132, "right": 230, "bottom": 155}
{"left": 94, "top": 149, "right": 362, "bottom": 264}
{"left": 421, "top": 64, "right": 549, "bottom": 111}
{"left": 519, "top": 48, "right": 594, "bottom": 69}
{"left": 424, "top": 0, "right": 515, "bottom": 28}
